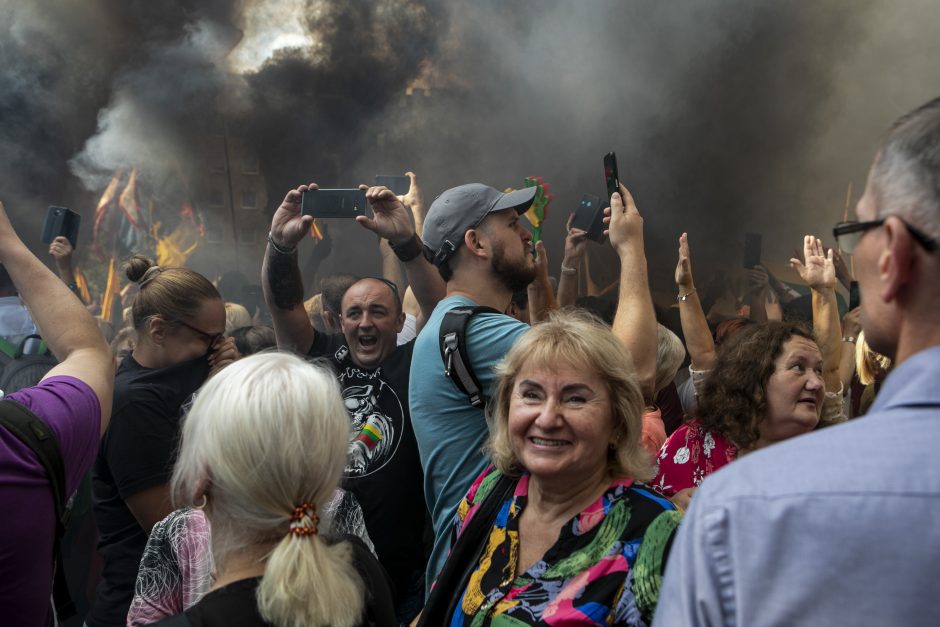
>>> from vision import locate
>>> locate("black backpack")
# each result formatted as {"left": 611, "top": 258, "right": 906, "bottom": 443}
{"left": 0, "top": 334, "right": 58, "bottom": 395}
{"left": 0, "top": 399, "right": 75, "bottom": 620}
{"left": 438, "top": 305, "right": 500, "bottom": 408}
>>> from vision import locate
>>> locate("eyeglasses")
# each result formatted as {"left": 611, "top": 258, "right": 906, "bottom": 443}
{"left": 833, "top": 218, "right": 937, "bottom": 254}
{"left": 176, "top": 320, "right": 224, "bottom": 347}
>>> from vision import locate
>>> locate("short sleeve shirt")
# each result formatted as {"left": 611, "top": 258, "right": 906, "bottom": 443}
{"left": 89, "top": 354, "right": 210, "bottom": 627}
{"left": 649, "top": 421, "right": 737, "bottom": 498}
{"left": 0, "top": 376, "right": 101, "bottom": 626}
{"left": 308, "top": 333, "right": 427, "bottom": 601}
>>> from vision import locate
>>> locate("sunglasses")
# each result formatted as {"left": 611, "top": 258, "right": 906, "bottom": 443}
{"left": 175, "top": 320, "right": 224, "bottom": 347}
{"left": 832, "top": 218, "right": 937, "bottom": 254}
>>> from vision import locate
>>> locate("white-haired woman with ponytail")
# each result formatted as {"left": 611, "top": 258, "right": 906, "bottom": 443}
{"left": 151, "top": 352, "right": 395, "bottom": 627}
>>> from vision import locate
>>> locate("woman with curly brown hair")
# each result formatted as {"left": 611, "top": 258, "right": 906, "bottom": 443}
{"left": 655, "top": 234, "right": 845, "bottom": 507}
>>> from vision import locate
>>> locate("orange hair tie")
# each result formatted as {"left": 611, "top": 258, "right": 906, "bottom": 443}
{"left": 288, "top": 502, "right": 319, "bottom": 538}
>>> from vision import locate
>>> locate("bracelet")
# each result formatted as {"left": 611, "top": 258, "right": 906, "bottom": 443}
{"left": 560, "top": 263, "right": 578, "bottom": 275}
{"left": 842, "top": 336, "right": 857, "bottom": 344}
{"left": 267, "top": 232, "right": 296, "bottom": 255}
{"left": 677, "top": 288, "right": 697, "bottom": 302}
{"left": 389, "top": 233, "right": 424, "bottom": 262}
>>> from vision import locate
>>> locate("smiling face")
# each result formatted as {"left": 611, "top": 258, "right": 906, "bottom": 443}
{"left": 507, "top": 362, "right": 615, "bottom": 487}
{"left": 340, "top": 279, "right": 405, "bottom": 369}
{"left": 759, "top": 335, "right": 825, "bottom": 446}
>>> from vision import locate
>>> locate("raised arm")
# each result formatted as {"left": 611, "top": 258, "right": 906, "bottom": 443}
{"left": 605, "top": 183, "right": 657, "bottom": 401}
{"left": 675, "top": 232, "right": 717, "bottom": 371}
{"left": 745, "top": 266, "right": 769, "bottom": 322}
{"left": 557, "top": 214, "right": 588, "bottom": 308}
{"left": 262, "top": 184, "right": 316, "bottom": 354}
{"left": 358, "top": 185, "right": 445, "bottom": 331}
{"left": 790, "top": 235, "right": 842, "bottom": 392}
{"left": 527, "top": 240, "right": 558, "bottom": 323}
{"left": 839, "top": 307, "right": 862, "bottom": 394}
{"left": 48, "top": 236, "right": 84, "bottom": 303}
{"left": 0, "top": 201, "right": 113, "bottom": 433}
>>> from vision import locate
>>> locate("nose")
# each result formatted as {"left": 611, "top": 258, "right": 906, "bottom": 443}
{"left": 533, "top": 398, "right": 564, "bottom": 428}
{"left": 805, "top": 370, "right": 824, "bottom": 391}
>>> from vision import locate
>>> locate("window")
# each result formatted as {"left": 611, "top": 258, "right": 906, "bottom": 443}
{"left": 241, "top": 190, "right": 257, "bottom": 209}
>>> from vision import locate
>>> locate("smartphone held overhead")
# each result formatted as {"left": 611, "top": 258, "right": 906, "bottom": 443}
{"left": 301, "top": 189, "right": 368, "bottom": 219}
{"left": 603, "top": 151, "right": 620, "bottom": 201}
{"left": 41, "top": 206, "right": 81, "bottom": 248}
{"left": 570, "top": 193, "right": 606, "bottom": 242}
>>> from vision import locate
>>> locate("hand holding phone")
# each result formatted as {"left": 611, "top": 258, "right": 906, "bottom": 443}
{"left": 374, "top": 175, "right": 410, "bottom": 196}
{"left": 41, "top": 206, "right": 81, "bottom": 249}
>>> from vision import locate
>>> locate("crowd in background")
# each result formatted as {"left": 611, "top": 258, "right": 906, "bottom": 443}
{"left": 0, "top": 96, "right": 938, "bottom": 627}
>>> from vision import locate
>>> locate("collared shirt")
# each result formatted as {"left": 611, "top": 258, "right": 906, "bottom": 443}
{"left": 654, "top": 344, "right": 940, "bottom": 627}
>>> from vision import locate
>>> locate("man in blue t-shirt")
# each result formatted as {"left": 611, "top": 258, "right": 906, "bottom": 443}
{"left": 411, "top": 182, "right": 660, "bottom": 588}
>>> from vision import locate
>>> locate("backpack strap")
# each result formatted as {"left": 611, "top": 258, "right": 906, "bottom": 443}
{"left": 439, "top": 306, "right": 500, "bottom": 408}
{"left": 417, "top": 471, "right": 517, "bottom": 626}
{"left": 0, "top": 399, "right": 75, "bottom": 620}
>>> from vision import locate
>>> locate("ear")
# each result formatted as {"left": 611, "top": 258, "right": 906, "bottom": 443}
{"left": 322, "top": 310, "right": 338, "bottom": 330}
{"left": 464, "top": 228, "right": 489, "bottom": 261}
{"left": 147, "top": 316, "right": 169, "bottom": 346}
{"left": 878, "top": 216, "right": 915, "bottom": 303}
{"left": 395, "top": 310, "right": 406, "bottom": 334}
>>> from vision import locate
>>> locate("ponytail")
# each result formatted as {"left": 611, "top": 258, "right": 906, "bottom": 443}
{"left": 259, "top": 534, "right": 364, "bottom": 627}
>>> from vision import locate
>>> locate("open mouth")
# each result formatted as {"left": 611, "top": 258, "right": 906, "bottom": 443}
{"left": 359, "top": 335, "right": 378, "bottom": 348}
{"left": 530, "top": 437, "right": 571, "bottom": 447}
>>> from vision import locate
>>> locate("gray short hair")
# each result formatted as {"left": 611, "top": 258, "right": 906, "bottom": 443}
{"left": 171, "top": 352, "right": 364, "bottom": 627}
{"left": 871, "top": 96, "right": 940, "bottom": 238}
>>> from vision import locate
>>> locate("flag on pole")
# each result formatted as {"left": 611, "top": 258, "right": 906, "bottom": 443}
{"left": 100, "top": 257, "right": 121, "bottom": 324}
{"left": 73, "top": 266, "right": 92, "bottom": 305}
{"left": 92, "top": 171, "right": 122, "bottom": 258}
{"left": 156, "top": 203, "right": 203, "bottom": 267}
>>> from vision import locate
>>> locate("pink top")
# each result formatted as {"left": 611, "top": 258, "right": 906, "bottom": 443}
{"left": 649, "top": 420, "right": 737, "bottom": 497}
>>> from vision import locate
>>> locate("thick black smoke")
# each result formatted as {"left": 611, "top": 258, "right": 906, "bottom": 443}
{"left": 1, "top": 0, "right": 938, "bottom": 293}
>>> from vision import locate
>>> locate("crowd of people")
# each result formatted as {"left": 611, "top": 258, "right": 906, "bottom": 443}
{"left": 0, "top": 96, "right": 938, "bottom": 627}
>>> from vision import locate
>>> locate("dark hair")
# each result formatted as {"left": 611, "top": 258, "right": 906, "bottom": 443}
{"left": 229, "top": 325, "right": 277, "bottom": 356}
{"left": 697, "top": 321, "right": 816, "bottom": 450}
{"left": 319, "top": 274, "right": 360, "bottom": 316}
{"left": 341, "top": 277, "right": 402, "bottom": 315}
{"left": 125, "top": 255, "right": 220, "bottom": 330}
{"left": 713, "top": 317, "right": 756, "bottom": 348}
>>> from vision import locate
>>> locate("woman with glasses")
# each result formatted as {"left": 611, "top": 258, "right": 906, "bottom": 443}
{"left": 89, "top": 255, "right": 237, "bottom": 627}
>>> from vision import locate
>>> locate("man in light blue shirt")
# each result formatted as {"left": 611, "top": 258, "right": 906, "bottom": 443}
{"left": 655, "top": 97, "right": 940, "bottom": 626}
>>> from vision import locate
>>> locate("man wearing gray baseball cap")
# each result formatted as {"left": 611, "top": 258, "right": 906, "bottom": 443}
{"left": 409, "top": 182, "right": 538, "bottom": 590}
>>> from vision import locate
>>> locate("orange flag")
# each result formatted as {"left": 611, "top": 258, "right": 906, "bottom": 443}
{"left": 100, "top": 257, "right": 121, "bottom": 324}
{"left": 73, "top": 266, "right": 92, "bottom": 305}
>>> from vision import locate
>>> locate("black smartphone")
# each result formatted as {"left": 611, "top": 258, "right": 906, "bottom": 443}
{"left": 743, "top": 232, "right": 762, "bottom": 269}
{"left": 301, "top": 189, "right": 368, "bottom": 219}
{"left": 570, "top": 193, "right": 606, "bottom": 242}
{"left": 41, "top": 206, "right": 81, "bottom": 249}
{"left": 603, "top": 152, "right": 620, "bottom": 201}
{"left": 374, "top": 175, "right": 410, "bottom": 196}
{"left": 849, "top": 280, "right": 861, "bottom": 310}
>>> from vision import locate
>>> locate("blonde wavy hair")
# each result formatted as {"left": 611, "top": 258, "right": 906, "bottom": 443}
{"left": 171, "top": 352, "right": 363, "bottom": 627}
{"left": 486, "top": 309, "right": 652, "bottom": 482}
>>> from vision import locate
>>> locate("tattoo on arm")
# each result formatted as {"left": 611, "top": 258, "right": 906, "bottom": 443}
{"left": 267, "top": 247, "right": 305, "bottom": 310}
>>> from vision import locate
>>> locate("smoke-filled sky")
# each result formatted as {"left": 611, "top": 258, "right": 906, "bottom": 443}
{"left": 1, "top": 0, "right": 938, "bottom": 291}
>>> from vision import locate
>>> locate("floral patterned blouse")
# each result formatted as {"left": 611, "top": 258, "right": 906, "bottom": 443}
{"left": 649, "top": 421, "right": 737, "bottom": 498}
{"left": 448, "top": 466, "right": 681, "bottom": 626}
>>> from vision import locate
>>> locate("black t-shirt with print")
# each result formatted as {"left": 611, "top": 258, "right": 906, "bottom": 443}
{"left": 308, "top": 333, "right": 428, "bottom": 602}
{"left": 89, "top": 353, "right": 210, "bottom": 627}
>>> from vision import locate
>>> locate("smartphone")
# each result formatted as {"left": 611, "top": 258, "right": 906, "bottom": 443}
{"left": 570, "top": 193, "right": 606, "bottom": 242}
{"left": 374, "top": 175, "right": 410, "bottom": 196}
{"left": 743, "top": 232, "right": 762, "bottom": 269}
{"left": 301, "top": 189, "right": 368, "bottom": 219}
{"left": 41, "top": 206, "right": 81, "bottom": 249}
{"left": 849, "top": 280, "right": 861, "bottom": 310}
{"left": 603, "top": 152, "right": 620, "bottom": 201}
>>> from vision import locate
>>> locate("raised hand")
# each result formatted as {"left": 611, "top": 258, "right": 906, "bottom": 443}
{"left": 208, "top": 336, "right": 239, "bottom": 379}
{"left": 358, "top": 185, "right": 415, "bottom": 245}
{"left": 270, "top": 184, "right": 316, "bottom": 249}
{"left": 675, "top": 232, "right": 694, "bottom": 291}
{"left": 790, "top": 235, "right": 836, "bottom": 290}
{"left": 746, "top": 265, "right": 770, "bottom": 295}
{"left": 49, "top": 236, "right": 74, "bottom": 271}
{"left": 603, "top": 182, "right": 644, "bottom": 254}
{"left": 398, "top": 172, "right": 425, "bottom": 216}
{"left": 563, "top": 213, "right": 588, "bottom": 267}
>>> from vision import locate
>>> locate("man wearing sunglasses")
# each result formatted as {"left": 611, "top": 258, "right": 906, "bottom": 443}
{"left": 657, "top": 97, "right": 940, "bottom": 626}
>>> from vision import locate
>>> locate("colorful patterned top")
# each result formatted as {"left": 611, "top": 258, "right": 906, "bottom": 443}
{"left": 449, "top": 466, "right": 680, "bottom": 626}
{"left": 649, "top": 421, "right": 737, "bottom": 498}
